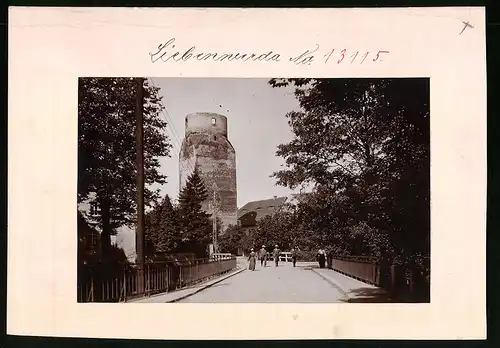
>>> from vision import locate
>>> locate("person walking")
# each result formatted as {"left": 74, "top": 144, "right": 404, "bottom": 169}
{"left": 317, "top": 249, "right": 326, "bottom": 269}
{"left": 248, "top": 248, "right": 257, "bottom": 271}
{"left": 291, "top": 247, "right": 298, "bottom": 267}
{"left": 273, "top": 245, "right": 280, "bottom": 267}
{"left": 259, "top": 245, "right": 267, "bottom": 268}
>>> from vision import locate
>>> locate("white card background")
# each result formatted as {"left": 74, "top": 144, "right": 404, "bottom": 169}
{"left": 8, "top": 7, "right": 486, "bottom": 340}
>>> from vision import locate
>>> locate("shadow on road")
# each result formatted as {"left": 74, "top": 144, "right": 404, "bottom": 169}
{"left": 298, "top": 266, "right": 323, "bottom": 270}
{"left": 344, "top": 287, "right": 393, "bottom": 303}
{"left": 209, "top": 282, "right": 231, "bottom": 289}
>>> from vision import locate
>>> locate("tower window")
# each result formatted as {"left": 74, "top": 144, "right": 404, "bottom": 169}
{"left": 211, "top": 118, "right": 216, "bottom": 125}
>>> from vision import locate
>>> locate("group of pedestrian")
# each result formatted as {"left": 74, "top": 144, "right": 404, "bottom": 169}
{"left": 247, "top": 245, "right": 299, "bottom": 270}
{"left": 247, "top": 246, "right": 328, "bottom": 270}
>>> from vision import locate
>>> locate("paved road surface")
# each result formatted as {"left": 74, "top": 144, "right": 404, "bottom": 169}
{"left": 179, "top": 262, "right": 346, "bottom": 303}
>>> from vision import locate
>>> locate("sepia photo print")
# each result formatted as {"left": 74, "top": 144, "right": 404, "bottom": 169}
{"left": 77, "top": 77, "right": 430, "bottom": 304}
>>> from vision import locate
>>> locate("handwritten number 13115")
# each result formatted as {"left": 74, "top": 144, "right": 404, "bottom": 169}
{"left": 324, "top": 50, "right": 389, "bottom": 64}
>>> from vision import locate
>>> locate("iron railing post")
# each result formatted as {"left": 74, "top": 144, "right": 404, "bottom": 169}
{"left": 122, "top": 267, "right": 127, "bottom": 302}
{"left": 78, "top": 256, "right": 239, "bottom": 302}
{"left": 90, "top": 276, "right": 94, "bottom": 302}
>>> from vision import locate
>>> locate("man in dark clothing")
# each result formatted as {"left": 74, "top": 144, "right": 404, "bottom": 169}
{"left": 291, "top": 247, "right": 298, "bottom": 267}
{"left": 273, "top": 245, "right": 280, "bottom": 267}
{"left": 317, "top": 249, "right": 326, "bottom": 268}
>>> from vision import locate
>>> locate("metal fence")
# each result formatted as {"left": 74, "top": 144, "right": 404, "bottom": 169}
{"left": 179, "top": 257, "right": 236, "bottom": 286}
{"left": 279, "top": 252, "right": 293, "bottom": 262}
{"left": 258, "top": 252, "right": 293, "bottom": 262}
{"left": 328, "top": 255, "right": 430, "bottom": 302}
{"left": 244, "top": 252, "right": 292, "bottom": 261}
{"left": 210, "top": 253, "right": 233, "bottom": 261}
{"left": 78, "top": 256, "right": 237, "bottom": 303}
{"left": 330, "top": 256, "right": 381, "bottom": 285}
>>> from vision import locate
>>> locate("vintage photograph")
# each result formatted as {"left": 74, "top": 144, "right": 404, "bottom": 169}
{"left": 77, "top": 77, "right": 430, "bottom": 304}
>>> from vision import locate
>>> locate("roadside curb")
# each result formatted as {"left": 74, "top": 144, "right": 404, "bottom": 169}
{"left": 311, "top": 268, "right": 351, "bottom": 302}
{"left": 168, "top": 267, "right": 246, "bottom": 303}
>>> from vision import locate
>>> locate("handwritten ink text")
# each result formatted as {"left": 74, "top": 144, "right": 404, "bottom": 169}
{"left": 148, "top": 38, "right": 391, "bottom": 67}
{"left": 149, "top": 38, "right": 282, "bottom": 64}
{"left": 289, "top": 45, "right": 320, "bottom": 65}
{"left": 324, "top": 49, "right": 390, "bottom": 64}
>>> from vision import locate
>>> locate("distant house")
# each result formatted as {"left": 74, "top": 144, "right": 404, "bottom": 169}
{"left": 78, "top": 210, "right": 100, "bottom": 264}
{"left": 78, "top": 198, "right": 135, "bottom": 261}
{"left": 237, "top": 193, "right": 312, "bottom": 235}
{"left": 237, "top": 196, "right": 288, "bottom": 236}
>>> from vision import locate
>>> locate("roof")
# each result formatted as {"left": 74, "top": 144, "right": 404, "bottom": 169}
{"left": 237, "top": 193, "right": 313, "bottom": 227}
{"left": 237, "top": 196, "right": 288, "bottom": 221}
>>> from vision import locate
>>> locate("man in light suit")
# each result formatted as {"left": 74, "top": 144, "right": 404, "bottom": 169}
{"left": 272, "top": 245, "right": 280, "bottom": 267}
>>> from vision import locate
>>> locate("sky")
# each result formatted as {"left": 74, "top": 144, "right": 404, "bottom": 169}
{"left": 150, "top": 77, "right": 304, "bottom": 208}
{"left": 114, "top": 78, "right": 307, "bottom": 258}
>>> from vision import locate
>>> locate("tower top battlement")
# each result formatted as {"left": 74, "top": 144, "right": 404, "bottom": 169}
{"left": 185, "top": 112, "right": 228, "bottom": 137}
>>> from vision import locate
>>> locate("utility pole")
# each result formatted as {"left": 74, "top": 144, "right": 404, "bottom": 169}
{"left": 135, "top": 77, "right": 145, "bottom": 292}
{"left": 212, "top": 182, "right": 218, "bottom": 254}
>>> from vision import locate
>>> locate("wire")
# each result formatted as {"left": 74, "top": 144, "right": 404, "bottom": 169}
{"left": 146, "top": 77, "right": 190, "bottom": 174}
{"left": 148, "top": 77, "right": 196, "bottom": 175}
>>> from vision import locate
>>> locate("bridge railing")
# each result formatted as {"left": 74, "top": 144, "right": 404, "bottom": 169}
{"left": 243, "top": 251, "right": 300, "bottom": 262}
{"left": 179, "top": 257, "right": 236, "bottom": 286}
{"left": 279, "top": 252, "right": 293, "bottom": 262}
{"left": 328, "top": 255, "right": 430, "bottom": 302}
{"left": 210, "top": 253, "right": 233, "bottom": 261}
{"left": 77, "top": 256, "right": 237, "bottom": 303}
{"left": 330, "top": 255, "right": 381, "bottom": 285}
{"left": 257, "top": 252, "right": 293, "bottom": 262}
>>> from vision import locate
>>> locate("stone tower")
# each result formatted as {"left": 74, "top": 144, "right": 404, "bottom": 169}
{"left": 179, "top": 112, "right": 237, "bottom": 230}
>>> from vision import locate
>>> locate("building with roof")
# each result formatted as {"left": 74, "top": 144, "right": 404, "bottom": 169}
{"left": 78, "top": 210, "right": 100, "bottom": 264}
{"left": 238, "top": 196, "right": 286, "bottom": 234}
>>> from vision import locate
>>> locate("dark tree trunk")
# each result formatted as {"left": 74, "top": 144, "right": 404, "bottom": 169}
{"left": 100, "top": 199, "right": 112, "bottom": 266}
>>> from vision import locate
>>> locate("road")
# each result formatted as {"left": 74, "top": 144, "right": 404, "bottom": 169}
{"left": 178, "top": 261, "right": 347, "bottom": 303}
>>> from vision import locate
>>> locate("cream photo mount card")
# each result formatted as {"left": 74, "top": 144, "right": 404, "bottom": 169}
{"left": 8, "top": 6, "right": 486, "bottom": 340}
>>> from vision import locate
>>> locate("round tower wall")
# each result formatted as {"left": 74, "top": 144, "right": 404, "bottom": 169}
{"left": 185, "top": 112, "right": 228, "bottom": 138}
{"left": 179, "top": 112, "right": 237, "bottom": 231}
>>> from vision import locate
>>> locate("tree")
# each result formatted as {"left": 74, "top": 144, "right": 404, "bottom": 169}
{"left": 269, "top": 78, "right": 401, "bottom": 189}
{"left": 268, "top": 78, "right": 430, "bottom": 266}
{"left": 78, "top": 211, "right": 129, "bottom": 273}
{"left": 176, "top": 169, "right": 212, "bottom": 256}
{"left": 251, "top": 210, "right": 296, "bottom": 251}
{"left": 78, "top": 77, "right": 172, "bottom": 263}
{"left": 144, "top": 194, "right": 179, "bottom": 260}
{"left": 218, "top": 224, "right": 244, "bottom": 254}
